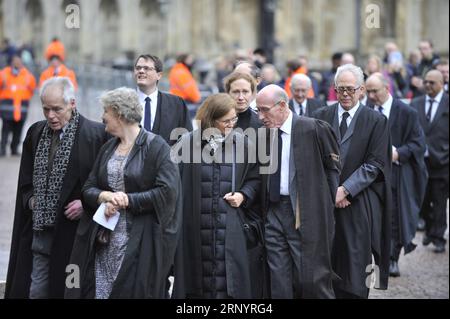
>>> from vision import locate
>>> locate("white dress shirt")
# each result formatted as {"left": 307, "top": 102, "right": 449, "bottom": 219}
{"left": 338, "top": 102, "right": 360, "bottom": 127}
{"left": 137, "top": 88, "right": 159, "bottom": 130}
{"left": 376, "top": 94, "right": 393, "bottom": 119}
{"left": 425, "top": 90, "right": 444, "bottom": 123}
{"left": 293, "top": 99, "right": 307, "bottom": 116}
{"left": 279, "top": 111, "right": 293, "bottom": 195}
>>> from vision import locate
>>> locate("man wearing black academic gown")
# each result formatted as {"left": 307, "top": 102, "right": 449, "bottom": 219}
{"left": 410, "top": 70, "right": 449, "bottom": 253}
{"left": 134, "top": 54, "right": 192, "bottom": 145}
{"left": 257, "top": 84, "right": 341, "bottom": 299}
{"left": 312, "top": 64, "right": 392, "bottom": 299}
{"left": 5, "top": 77, "right": 109, "bottom": 298}
{"left": 366, "top": 73, "right": 427, "bottom": 276}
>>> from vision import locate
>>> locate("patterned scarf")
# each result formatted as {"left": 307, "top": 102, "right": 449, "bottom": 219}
{"left": 32, "top": 110, "right": 80, "bottom": 230}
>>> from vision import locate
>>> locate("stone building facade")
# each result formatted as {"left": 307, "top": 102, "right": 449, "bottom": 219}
{"left": 0, "top": 0, "right": 448, "bottom": 68}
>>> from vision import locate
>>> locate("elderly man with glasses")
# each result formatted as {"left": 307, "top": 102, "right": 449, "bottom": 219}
{"left": 256, "top": 84, "right": 341, "bottom": 299}
{"left": 312, "top": 64, "right": 392, "bottom": 299}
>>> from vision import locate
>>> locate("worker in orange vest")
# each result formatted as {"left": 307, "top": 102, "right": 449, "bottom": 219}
{"left": 39, "top": 55, "right": 78, "bottom": 89}
{"left": 44, "top": 37, "right": 66, "bottom": 62}
{"left": 284, "top": 59, "right": 314, "bottom": 99}
{"left": 169, "top": 54, "right": 201, "bottom": 104}
{"left": 0, "top": 54, "right": 36, "bottom": 156}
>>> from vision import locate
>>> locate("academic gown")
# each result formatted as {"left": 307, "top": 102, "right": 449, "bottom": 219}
{"left": 370, "top": 100, "right": 427, "bottom": 254}
{"left": 5, "top": 116, "right": 108, "bottom": 298}
{"left": 66, "top": 129, "right": 182, "bottom": 299}
{"left": 312, "top": 104, "right": 392, "bottom": 297}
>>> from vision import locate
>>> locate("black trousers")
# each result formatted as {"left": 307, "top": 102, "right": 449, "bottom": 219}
{"left": 421, "top": 174, "right": 449, "bottom": 245}
{"left": 265, "top": 197, "right": 302, "bottom": 299}
{"left": 390, "top": 186, "right": 403, "bottom": 261}
{"left": 1, "top": 119, "right": 25, "bottom": 154}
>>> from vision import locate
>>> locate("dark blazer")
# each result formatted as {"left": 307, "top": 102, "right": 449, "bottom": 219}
{"left": 67, "top": 129, "right": 182, "bottom": 298}
{"left": 151, "top": 91, "right": 193, "bottom": 145}
{"left": 5, "top": 115, "right": 108, "bottom": 298}
{"left": 289, "top": 98, "right": 325, "bottom": 117}
{"left": 410, "top": 93, "right": 449, "bottom": 178}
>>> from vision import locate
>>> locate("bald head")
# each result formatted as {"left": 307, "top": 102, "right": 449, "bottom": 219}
{"left": 424, "top": 70, "right": 444, "bottom": 98}
{"left": 366, "top": 72, "right": 390, "bottom": 106}
{"left": 256, "top": 84, "right": 290, "bottom": 128}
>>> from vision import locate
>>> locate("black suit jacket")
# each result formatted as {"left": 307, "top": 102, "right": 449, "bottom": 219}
{"left": 289, "top": 98, "right": 324, "bottom": 117}
{"left": 410, "top": 93, "right": 449, "bottom": 177}
{"left": 151, "top": 91, "right": 193, "bottom": 145}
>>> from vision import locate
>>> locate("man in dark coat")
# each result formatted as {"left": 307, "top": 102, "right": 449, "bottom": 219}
{"left": 410, "top": 70, "right": 449, "bottom": 253}
{"left": 257, "top": 84, "right": 341, "bottom": 299}
{"left": 366, "top": 73, "right": 427, "bottom": 276}
{"left": 289, "top": 73, "right": 325, "bottom": 117}
{"left": 5, "top": 77, "right": 108, "bottom": 298}
{"left": 134, "top": 54, "right": 193, "bottom": 145}
{"left": 312, "top": 64, "right": 392, "bottom": 299}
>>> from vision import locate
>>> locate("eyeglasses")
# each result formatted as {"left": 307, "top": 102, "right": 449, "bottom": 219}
{"left": 335, "top": 86, "right": 361, "bottom": 95}
{"left": 135, "top": 65, "right": 157, "bottom": 72}
{"left": 216, "top": 116, "right": 238, "bottom": 125}
{"left": 256, "top": 100, "right": 283, "bottom": 113}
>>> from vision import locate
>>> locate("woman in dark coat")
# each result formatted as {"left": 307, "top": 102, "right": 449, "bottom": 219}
{"left": 173, "top": 93, "right": 261, "bottom": 299}
{"left": 66, "top": 87, "right": 182, "bottom": 299}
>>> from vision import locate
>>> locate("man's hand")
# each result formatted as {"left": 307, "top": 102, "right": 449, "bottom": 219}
{"left": 392, "top": 148, "right": 399, "bottom": 162}
{"left": 224, "top": 192, "right": 245, "bottom": 208}
{"left": 64, "top": 199, "right": 84, "bottom": 220}
{"left": 336, "top": 198, "right": 351, "bottom": 209}
{"left": 335, "top": 186, "right": 352, "bottom": 209}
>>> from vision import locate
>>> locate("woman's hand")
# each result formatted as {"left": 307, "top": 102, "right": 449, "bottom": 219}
{"left": 99, "top": 191, "right": 129, "bottom": 208}
{"left": 104, "top": 202, "right": 119, "bottom": 218}
{"left": 224, "top": 192, "right": 245, "bottom": 208}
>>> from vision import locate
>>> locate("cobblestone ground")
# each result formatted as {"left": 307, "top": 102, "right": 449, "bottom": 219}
{"left": 0, "top": 99, "right": 448, "bottom": 299}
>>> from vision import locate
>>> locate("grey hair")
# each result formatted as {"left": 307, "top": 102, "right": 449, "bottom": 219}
{"left": 40, "top": 77, "right": 75, "bottom": 104}
{"left": 100, "top": 87, "right": 142, "bottom": 124}
{"left": 290, "top": 73, "right": 312, "bottom": 89}
{"left": 274, "top": 87, "right": 289, "bottom": 103}
{"left": 334, "top": 64, "right": 365, "bottom": 87}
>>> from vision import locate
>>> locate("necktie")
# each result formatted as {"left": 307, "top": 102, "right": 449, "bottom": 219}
{"left": 378, "top": 106, "right": 384, "bottom": 114}
{"left": 340, "top": 112, "right": 350, "bottom": 139}
{"left": 299, "top": 103, "right": 304, "bottom": 116}
{"left": 269, "top": 130, "right": 283, "bottom": 203}
{"left": 144, "top": 97, "right": 152, "bottom": 131}
{"left": 426, "top": 99, "right": 434, "bottom": 122}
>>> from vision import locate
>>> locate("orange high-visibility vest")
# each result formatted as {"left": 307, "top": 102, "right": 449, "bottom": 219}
{"left": 169, "top": 62, "right": 201, "bottom": 103}
{"left": 39, "top": 64, "right": 78, "bottom": 90}
{"left": 0, "top": 66, "right": 36, "bottom": 122}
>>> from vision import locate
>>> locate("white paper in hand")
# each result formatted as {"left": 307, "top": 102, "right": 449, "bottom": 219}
{"left": 93, "top": 202, "right": 120, "bottom": 231}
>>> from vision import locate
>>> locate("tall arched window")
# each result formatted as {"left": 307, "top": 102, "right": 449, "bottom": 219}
{"left": 23, "top": 0, "right": 44, "bottom": 61}
{"left": 139, "top": 0, "right": 164, "bottom": 57}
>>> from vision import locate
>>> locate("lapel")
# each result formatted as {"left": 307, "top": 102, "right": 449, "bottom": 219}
{"left": 340, "top": 104, "right": 363, "bottom": 145}
{"left": 388, "top": 100, "right": 400, "bottom": 131}
{"left": 151, "top": 91, "right": 163, "bottom": 134}
{"left": 289, "top": 115, "right": 299, "bottom": 210}
{"left": 429, "top": 95, "right": 448, "bottom": 130}
{"left": 417, "top": 97, "right": 428, "bottom": 130}
{"left": 331, "top": 105, "right": 340, "bottom": 142}
{"left": 288, "top": 99, "right": 295, "bottom": 114}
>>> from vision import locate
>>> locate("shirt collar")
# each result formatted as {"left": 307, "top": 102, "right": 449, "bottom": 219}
{"left": 338, "top": 102, "right": 360, "bottom": 119}
{"left": 280, "top": 110, "right": 293, "bottom": 135}
{"left": 427, "top": 90, "right": 444, "bottom": 104}
{"left": 137, "top": 87, "right": 158, "bottom": 103}
{"left": 380, "top": 94, "right": 393, "bottom": 116}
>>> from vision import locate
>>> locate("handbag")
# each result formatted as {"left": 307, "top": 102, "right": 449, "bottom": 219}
{"left": 95, "top": 226, "right": 111, "bottom": 246}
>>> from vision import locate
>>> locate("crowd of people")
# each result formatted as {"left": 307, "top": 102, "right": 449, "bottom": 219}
{"left": 1, "top": 37, "right": 449, "bottom": 299}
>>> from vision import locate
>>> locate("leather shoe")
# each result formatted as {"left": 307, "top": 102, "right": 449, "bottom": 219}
{"left": 417, "top": 218, "right": 425, "bottom": 231}
{"left": 422, "top": 235, "right": 432, "bottom": 246}
{"left": 389, "top": 260, "right": 400, "bottom": 277}
{"left": 433, "top": 243, "right": 446, "bottom": 253}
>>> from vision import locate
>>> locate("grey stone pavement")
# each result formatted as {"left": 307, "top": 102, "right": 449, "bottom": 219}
{"left": 0, "top": 98, "right": 448, "bottom": 299}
